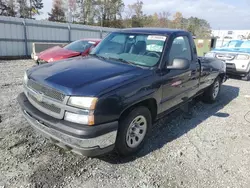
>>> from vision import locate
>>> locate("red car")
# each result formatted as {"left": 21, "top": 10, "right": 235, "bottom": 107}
{"left": 37, "top": 38, "right": 101, "bottom": 64}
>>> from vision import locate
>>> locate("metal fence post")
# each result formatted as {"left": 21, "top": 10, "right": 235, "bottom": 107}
{"left": 68, "top": 23, "right": 71, "bottom": 43}
{"left": 100, "top": 29, "right": 103, "bottom": 39}
{"left": 23, "top": 19, "right": 28, "bottom": 57}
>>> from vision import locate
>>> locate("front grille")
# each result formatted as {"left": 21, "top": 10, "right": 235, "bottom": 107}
{"left": 28, "top": 79, "right": 65, "bottom": 101}
{"left": 226, "top": 63, "right": 236, "bottom": 69}
{"left": 28, "top": 93, "right": 61, "bottom": 114}
{"left": 216, "top": 53, "right": 235, "bottom": 61}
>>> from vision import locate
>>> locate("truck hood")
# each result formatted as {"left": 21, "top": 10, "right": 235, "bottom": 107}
{"left": 28, "top": 56, "right": 151, "bottom": 96}
{"left": 39, "top": 46, "right": 81, "bottom": 62}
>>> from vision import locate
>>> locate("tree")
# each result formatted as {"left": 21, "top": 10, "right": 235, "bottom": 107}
{"left": 172, "top": 12, "right": 184, "bottom": 29}
{"left": 68, "top": 0, "right": 77, "bottom": 22}
{"left": 128, "top": 0, "right": 143, "bottom": 18}
{"left": 131, "top": 15, "right": 141, "bottom": 27}
{"left": 30, "top": 0, "right": 44, "bottom": 18}
{"left": 156, "top": 11, "right": 171, "bottom": 27}
{"left": 17, "top": 0, "right": 30, "bottom": 18}
{"left": 1, "top": 0, "right": 42, "bottom": 18}
{"left": 0, "top": 0, "right": 17, "bottom": 16}
{"left": 48, "top": 0, "right": 66, "bottom": 22}
{"left": 76, "top": 0, "right": 94, "bottom": 24}
{"left": 94, "top": 0, "right": 124, "bottom": 27}
{"left": 186, "top": 17, "right": 211, "bottom": 38}
{"left": 143, "top": 13, "right": 159, "bottom": 27}
{"left": 127, "top": 0, "right": 143, "bottom": 27}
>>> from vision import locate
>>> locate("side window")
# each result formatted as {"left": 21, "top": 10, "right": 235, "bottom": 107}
{"left": 168, "top": 36, "right": 192, "bottom": 65}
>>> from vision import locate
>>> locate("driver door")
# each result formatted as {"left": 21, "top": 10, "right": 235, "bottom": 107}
{"left": 160, "top": 35, "right": 198, "bottom": 112}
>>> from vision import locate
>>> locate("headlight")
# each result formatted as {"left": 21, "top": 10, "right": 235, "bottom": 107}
{"left": 23, "top": 71, "right": 28, "bottom": 85}
{"left": 67, "top": 97, "right": 98, "bottom": 110}
{"left": 236, "top": 54, "right": 249, "bottom": 60}
{"left": 64, "top": 111, "right": 94, "bottom": 125}
{"left": 48, "top": 58, "right": 54, "bottom": 62}
{"left": 205, "top": 52, "right": 215, "bottom": 58}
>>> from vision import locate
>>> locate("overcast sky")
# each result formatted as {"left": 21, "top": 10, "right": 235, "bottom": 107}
{"left": 38, "top": 0, "right": 250, "bottom": 30}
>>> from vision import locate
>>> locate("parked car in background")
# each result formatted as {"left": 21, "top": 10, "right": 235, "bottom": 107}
{"left": 18, "top": 28, "right": 227, "bottom": 157}
{"left": 205, "top": 40, "right": 250, "bottom": 80}
{"left": 36, "top": 39, "right": 101, "bottom": 65}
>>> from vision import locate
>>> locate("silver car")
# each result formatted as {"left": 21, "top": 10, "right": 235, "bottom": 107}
{"left": 205, "top": 40, "right": 250, "bottom": 81}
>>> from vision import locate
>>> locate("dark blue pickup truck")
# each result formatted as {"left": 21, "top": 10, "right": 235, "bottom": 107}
{"left": 18, "top": 28, "right": 227, "bottom": 156}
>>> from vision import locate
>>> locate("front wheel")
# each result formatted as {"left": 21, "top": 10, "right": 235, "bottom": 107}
{"left": 202, "top": 77, "right": 221, "bottom": 103}
{"left": 115, "top": 106, "right": 152, "bottom": 156}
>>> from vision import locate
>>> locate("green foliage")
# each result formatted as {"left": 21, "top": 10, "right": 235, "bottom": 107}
{"left": 48, "top": 0, "right": 65, "bottom": 22}
{"left": 0, "top": 0, "right": 43, "bottom": 18}
{"left": 18, "top": 0, "right": 30, "bottom": 18}
{"left": 0, "top": 0, "right": 212, "bottom": 36}
{"left": 31, "top": 0, "right": 43, "bottom": 16}
{"left": 122, "top": 1, "right": 211, "bottom": 37}
{"left": 186, "top": 17, "right": 211, "bottom": 38}
{"left": 0, "top": 0, "right": 17, "bottom": 16}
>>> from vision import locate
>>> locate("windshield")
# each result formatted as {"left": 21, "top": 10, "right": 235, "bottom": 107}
{"left": 222, "top": 40, "right": 250, "bottom": 48}
{"left": 90, "top": 32, "right": 167, "bottom": 67}
{"left": 64, "top": 40, "right": 96, "bottom": 53}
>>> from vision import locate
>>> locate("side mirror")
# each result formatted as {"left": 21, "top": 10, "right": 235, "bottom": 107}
{"left": 167, "top": 58, "right": 190, "bottom": 70}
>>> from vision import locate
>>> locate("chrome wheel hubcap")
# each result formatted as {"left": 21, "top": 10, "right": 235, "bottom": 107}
{"left": 213, "top": 80, "right": 220, "bottom": 99}
{"left": 126, "top": 115, "right": 147, "bottom": 148}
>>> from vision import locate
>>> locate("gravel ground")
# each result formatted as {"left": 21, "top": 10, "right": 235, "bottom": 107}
{"left": 0, "top": 59, "right": 250, "bottom": 188}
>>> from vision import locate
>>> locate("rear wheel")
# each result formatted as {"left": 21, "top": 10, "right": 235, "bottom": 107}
{"left": 202, "top": 77, "right": 221, "bottom": 103}
{"left": 115, "top": 106, "right": 152, "bottom": 156}
{"left": 242, "top": 71, "right": 250, "bottom": 81}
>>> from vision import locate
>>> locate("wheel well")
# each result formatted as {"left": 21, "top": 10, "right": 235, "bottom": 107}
{"left": 119, "top": 99, "right": 158, "bottom": 123}
{"left": 218, "top": 73, "right": 225, "bottom": 82}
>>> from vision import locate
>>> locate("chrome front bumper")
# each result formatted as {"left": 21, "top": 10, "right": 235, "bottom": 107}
{"left": 18, "top": 93, "right": 118, "bottom": 156}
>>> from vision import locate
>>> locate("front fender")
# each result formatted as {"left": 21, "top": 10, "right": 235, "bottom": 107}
{"left": 119, "top": 89, "right": 158, "bottom": 117}
{"left": 94, "top": 74, "right": 161, "bottom": 125}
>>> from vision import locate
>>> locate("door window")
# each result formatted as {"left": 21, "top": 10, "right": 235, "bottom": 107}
{"left": 168, "top": 36, "right": 192, "bottom": 65}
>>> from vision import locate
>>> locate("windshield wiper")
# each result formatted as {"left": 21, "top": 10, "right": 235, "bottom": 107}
{"left": 90, "top": 55, "right": 141, "bottom": 67}
{"left": 107, "top": 57, "right": 136, "bottom": 66}
{"left": 89, "top": 54, "right": 107, "bottom": 60}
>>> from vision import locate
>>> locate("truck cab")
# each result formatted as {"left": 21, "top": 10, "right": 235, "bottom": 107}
{"left": 18, "top": 28, "right": 227, "bottom": 157}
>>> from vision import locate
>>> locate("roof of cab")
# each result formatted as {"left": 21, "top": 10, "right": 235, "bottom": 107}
{"left": 117, "top": 28, "right": 187, "bottom": 35}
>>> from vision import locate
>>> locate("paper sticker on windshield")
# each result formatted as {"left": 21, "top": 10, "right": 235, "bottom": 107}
{"left": 147, "top": 35, "right": 166, "bottom": 41}
{"left": 88, "top": 41, "right": 96, "bottom": 44}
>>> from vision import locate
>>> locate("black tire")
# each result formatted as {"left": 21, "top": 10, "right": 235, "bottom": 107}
{"left": 242, "top": 71, "right": 250, "bottom": 81}
{"left": 115, "top": 106, "right": 152, "bottom": 156}
{"left": 202, "top": 77, "right": 221, "bottom": 103}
